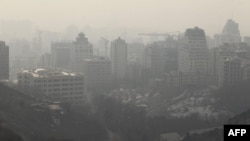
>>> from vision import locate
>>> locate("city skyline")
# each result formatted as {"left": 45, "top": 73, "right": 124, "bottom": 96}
{"left": 1, "top": 1, "right": 250, "bottom": 141}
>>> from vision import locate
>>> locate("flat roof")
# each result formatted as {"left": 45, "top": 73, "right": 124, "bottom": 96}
{"left": 19, "top": 68, "right": 82, "bottom": 78}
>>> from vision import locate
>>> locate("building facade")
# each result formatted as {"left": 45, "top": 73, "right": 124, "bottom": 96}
{"left": 110, "top": 37, "right": 128, "bottom": 81}
{"left": 51, "top": 42, "right": 71, "bottom": 69}
{"left": 143, "top": 38, "right": 179, "bottom": 77}
{"left": 208, "top": 43, "right": 240, "bottom": 86}
{"left": 221, "top": 19, "right": 241, "bottom": 44}
{"left": 70, "top": 33, "right": 93, "bottom": 74}
{"left": 219, "top": 57, "right": 242, "bottom": 86}
{"left": 243, "top": 36, "right": 250, "bottom": 46}
{"left": 38, "top": 53, "right": 52, "bottom": 68}
{"left": 0, "top": 41, "right": 9, "bottom": 80}
{"left": 17, "top": 68, "right": 85, "bottom": 104}
{"left": 84, "top": 58, "right": 112, "bottom": 90}
{"left": 143, "top": 43, "right": 165, "bottom": 77}
{"left": 178, "top": 27, "right": 209, "bottom": 74}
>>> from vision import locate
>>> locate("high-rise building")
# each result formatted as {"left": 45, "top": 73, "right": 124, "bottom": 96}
{"left": 70, "top": 33, "right": 93, "bottom": 74}
{"left": 84, "top": 58, "right": 112, "bottom": 90}
{"left": 38, "top": 53, "right": 52, "bottom": 68}
{"left": 143, "top": 43, "right": 165, "bottom": 77}
{"left": 178, "top": 27, "right": 209, "bottom": 74}
{"left": 143, "top": 38, "right": 179, "bottom": 78}
{"left": 0, "top": 41, "right": 9, "bottom": 80}
{"left": 163, "top": 47, "right": 178, "bottom": 73}
{"left": 222, "top": 19, "right": 241, "bottom": 44}
{"left": 219, "top": 57, "right": 242, "bottom": 86}
{"left": 243, "top": 36, "right": 250, "bottom": 46}
{"left": 32, "top": 31, "right": 42, "bottom": 52}
{"left": 208, "top": 48, "right": 220, "bottom": 77}
{"left": 127, "top": 59, "right": 143, "bottom": 86}
{"left": 110, "top": 37, "right": 128, "bottom": 81}
{"left": 51, "top": 42, "right": 71, "bottom": 69}
{"left": 127, "top": 42, "right": 145, "bottom": 64}
{"left": 208, "top": 44, "right": 237, "bottom": 80}
{"left": 214, "top": 34, "right": 223, "bottom": 47}
{"left": 213, "top": 19, "right": 241, "bottom": 46}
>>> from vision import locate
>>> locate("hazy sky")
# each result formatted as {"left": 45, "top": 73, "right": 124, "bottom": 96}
{"left": 1, "top": 0, "right": 250, "bottom": 36}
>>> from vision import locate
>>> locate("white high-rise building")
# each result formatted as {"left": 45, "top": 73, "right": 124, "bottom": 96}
{"left": 110, "top": 37, "right": 127, "bottom": 81}
{"left": 178, "top": 27, "right": 209, "bottom": 74}
{"left": 0, "top": 41, "right": 9, "bottom": 80}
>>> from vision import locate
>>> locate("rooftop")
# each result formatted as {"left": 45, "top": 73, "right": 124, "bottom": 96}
{"left": 224, "top": 56, "right": 241, "bottom": 62}
{"left": 85, "top": 57, "right": 110, "bottom": 62}
{"left": 19, "top": 68, "right": 82, "bottom": 78}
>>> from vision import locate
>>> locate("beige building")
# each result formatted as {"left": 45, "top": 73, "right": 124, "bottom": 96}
{"left": 0, "top": 41, "right": 9, "bottom": 80}
{"left": 17, "top": 68, "right": 85, "bottom": 104}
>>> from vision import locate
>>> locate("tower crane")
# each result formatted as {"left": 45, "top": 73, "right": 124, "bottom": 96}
{"left": 138, "top": 31, "right": 180, "bottom": 40}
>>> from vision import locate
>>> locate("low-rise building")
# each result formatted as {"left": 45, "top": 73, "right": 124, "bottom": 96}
{"left": 17, "top": 68, "right": 85, "bottom": 104}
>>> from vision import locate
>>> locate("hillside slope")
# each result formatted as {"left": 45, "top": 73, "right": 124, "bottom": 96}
{"left": 0, "top": 83, "right": 108, "bottom": 141}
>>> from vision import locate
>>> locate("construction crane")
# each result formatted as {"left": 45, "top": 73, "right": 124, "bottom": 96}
{"left": 138, "top": 33, "right": 170, "bottom": 36}
{"left": 138, "top": 31, "right": 180, "bottom": 40}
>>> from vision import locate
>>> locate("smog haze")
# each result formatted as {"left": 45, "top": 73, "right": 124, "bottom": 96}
{"left": 1, "top": 0, "right": 250, "bottom": 36}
